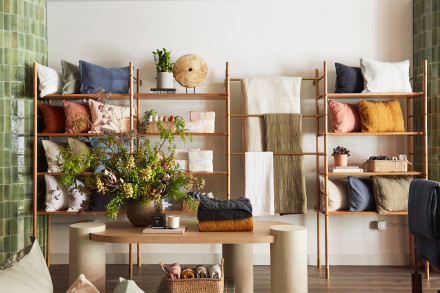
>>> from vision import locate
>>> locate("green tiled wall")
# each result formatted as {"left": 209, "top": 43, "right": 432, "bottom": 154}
{"left": 0, "top": 0, "right": 47, "bottom": 263}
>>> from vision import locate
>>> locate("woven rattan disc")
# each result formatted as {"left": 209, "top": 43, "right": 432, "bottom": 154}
{"left": 173, "top": 54, "right": 208, "bottom": 88}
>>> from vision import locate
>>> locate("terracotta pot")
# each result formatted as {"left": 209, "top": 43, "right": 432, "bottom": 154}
{"left": 334, "top": 154, "right": 348, "bottom": 167}
{"left": 125, "top": 201, "right": 161, "bottom": 227}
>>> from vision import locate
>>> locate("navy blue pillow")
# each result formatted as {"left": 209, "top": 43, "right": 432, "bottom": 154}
{"left": 348, "top": 176, "right": 376, "bottom": 211}
{"left": 79, "top": 60, "right": 130, "bottom": 94}
{"left": 335, "top": 63, "right": 364, "bottom": 93}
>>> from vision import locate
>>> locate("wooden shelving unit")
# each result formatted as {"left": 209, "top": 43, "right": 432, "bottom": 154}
{"left": 315, "top": 60, "right": 428, "bottom": 279}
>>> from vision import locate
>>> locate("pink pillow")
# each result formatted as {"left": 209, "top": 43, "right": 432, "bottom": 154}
{"left": 63, "top": 101, "right": 92, "bottom": 133}
{"left": 328, "top": 100, "right": 360, "bottom": 133}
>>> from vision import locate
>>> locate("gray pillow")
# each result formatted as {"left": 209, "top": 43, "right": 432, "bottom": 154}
{"left": 61, "top": 59, "right": 80, "bottom": 94}
{"left": 372, "top": 176, "right": 413, "bottom": 213}
{"left": 0, "top": 238, "right": 53, "bottom": 292}
{"left": 348, "top": 176, "right": 376, "bottom": 211}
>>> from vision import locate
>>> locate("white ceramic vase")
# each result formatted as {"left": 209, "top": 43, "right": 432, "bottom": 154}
{"left": 156, "top": 72, "right": 174, "bottom": 89}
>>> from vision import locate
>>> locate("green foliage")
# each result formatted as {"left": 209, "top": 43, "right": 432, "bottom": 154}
{"left": 153, "top": 48, "right": 174, "bottom": 73}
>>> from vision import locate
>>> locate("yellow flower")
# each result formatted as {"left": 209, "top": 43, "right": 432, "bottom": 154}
{"left": 122, "top": 183, "right": 133, "bottom": 198}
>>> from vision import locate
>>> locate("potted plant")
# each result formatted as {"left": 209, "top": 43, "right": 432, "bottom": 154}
{"left": 57, "top": 89, "right": 203, "bottom": 226}
{"left": 331, "top": 146, "right": 350, "bottom": 167}
{"left": 153, "top": 48, "right": 174, "bottom": 89}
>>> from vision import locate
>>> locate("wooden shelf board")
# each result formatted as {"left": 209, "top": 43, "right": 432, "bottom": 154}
{"left": 319, "top": 210, "right": 407, "bottom": 215}
{"left": 38, "top": 132, "right": 228, "bottom": 137}
{"left": 37, "top": 133, "right": 101, "bottom": 137}
{"left": 318, "top": 92, "right": 424, "bottom": 99}
{"left": 37, "top": 172, "right": 94, "bottom": 176}
{"left": 136, "top": 93, "right": 227, "bottom": 100}
{"left": 139, "top": 133, "right": 228, "bottom": 136}
{"left": 40, "top": 94, "right": 131, "bottom": 100}
{"left": 319, "top": 132, "right": 423, "bottom": 136}
{"left": 37, "top": 210, "right": 126, "bottom": 215}
{"left": 323, "top": 171, "right": 424, "bottom": 176}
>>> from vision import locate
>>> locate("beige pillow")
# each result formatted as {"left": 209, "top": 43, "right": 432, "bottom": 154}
{"left": 66, "top": 273, "right": 99, "bottom": 293}
{"left": 42, "top": 140, "right": 67, "bottom": 172}
{"left": 319, "top": 176, "right": 348, "bottom": 211}
{"left": 88, "top": 99, "right": 136, "bottom": 133}
{"left": 45, "top": 175, "right": 69, "bottom": 212}
{"left": 0, "top": 238, "right": 53, "bottom": 292}
{"left": 372, "top": 176, "right": 413, "bottom": 213}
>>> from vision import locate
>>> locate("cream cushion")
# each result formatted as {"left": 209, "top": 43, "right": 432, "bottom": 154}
{"left": 88, "top": 99, "right": 135, "bottom": 133}
{"left": 37, "top": 63, "right": 62, "bottom": 97}
{"left": 42, "top": 140, "right": 66, "bottom": 172}
{"left": 67, "top": 180, "right": 88, "bottom": 212}
{"left": 319, "top": 176, "right": 349, "bottom": 211}
{"left": 45, "top": 175, "right": 69, "bottom": 212}
{"left": 66, "top": 274, "right": 100, "bottom": 293}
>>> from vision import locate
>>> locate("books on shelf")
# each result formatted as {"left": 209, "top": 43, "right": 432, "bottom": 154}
{"left": 150, "top": 88, "right": 176, "bottom": 94}
{"left": 332, "top": 166, "right": 364, "bottom": 173}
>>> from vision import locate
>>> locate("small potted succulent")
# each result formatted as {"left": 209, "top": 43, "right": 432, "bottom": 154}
{"left": 332, "top": 146, "right": 350, "bottom": 167}
{"left": 153, "top": 48, "right": 174, "bottom": 89}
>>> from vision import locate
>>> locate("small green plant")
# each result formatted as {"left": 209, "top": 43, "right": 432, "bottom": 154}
{"left": 153, "top": 48, "right": 174, "bottom": 73}
{"left": 331, "top": 146, "right": 350, "bottom": 156}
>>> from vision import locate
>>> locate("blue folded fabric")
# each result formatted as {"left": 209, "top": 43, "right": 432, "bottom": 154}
{"left": 79, "top": 60, "right": 130, "bottom": 94}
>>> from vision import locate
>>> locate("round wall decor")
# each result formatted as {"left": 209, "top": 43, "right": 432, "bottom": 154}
{"left": 173, "top": 54, "right": 208, "bottom": 88}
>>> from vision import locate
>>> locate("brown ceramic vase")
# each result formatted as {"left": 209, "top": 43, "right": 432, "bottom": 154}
{"left": 125, "top": 201, "right": 161, "bottom": 227}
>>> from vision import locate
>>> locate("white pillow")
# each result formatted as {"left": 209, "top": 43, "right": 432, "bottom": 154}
{"left": 88, "top": 99, "right": 136, "bottom": 133}
{"left": 66, "top": 273, "right": 100, "bottom": 293}
{"left": 113, "top": 277, "right": 145, "bottom": 293}
{"left": 37, "top": 63, "right": 62, "bottom": 97}
{"left": 42, "top": 140, "right": 66, "bottom": 172}
{"left": 360, "top": 57, "right": 412, "bottom": 93}
{"left": 0, "top": 238, "right": 53, "bottom": 293}
{"left": 45, "top": 175, "right": 69, "bottom": 212}
{"left": 319, "top": 176, "right": 348, "bottom": 211}
{"left": 67, "top": 180, "right": 89, "bottom": 212}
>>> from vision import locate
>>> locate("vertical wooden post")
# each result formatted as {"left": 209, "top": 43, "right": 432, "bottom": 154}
{"left": 128, "top": 62, "right": 134, "bottom": 277}
{"left": 226, "top": 62, "right": 231, "bottom": 200}
{"left": 136, "top": 68, "right": 142, "bottom": 268}
{"left": 323, "top": 61, "right": 330, "bottom": 279}
{"left": 129, "top": 243, "right": 133, "bottom": 279}
{"left": 33, "top": 62, "right": 38, "bottom": 238}
{"left": 423, "top": 59, "right": 429, "bottom": 279}
{"left": 315, "top": 68, "right": 321, "bottom": 270}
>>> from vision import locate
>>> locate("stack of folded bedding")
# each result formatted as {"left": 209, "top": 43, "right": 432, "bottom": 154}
{"left": 197, "top": 195, "right": 253, "bottom": 232}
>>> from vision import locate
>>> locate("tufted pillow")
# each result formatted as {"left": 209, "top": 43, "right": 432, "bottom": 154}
{"left": 358, "top": 99, "right": 405, "bottom": 132}
{"left": 335, "top": 62, "right": 364, "bottom": 93}
{"left": 319, "top": 176, "right": 349, "bottom": 211}
{"left": 328, "top": 100, "right": 361, "bottom": 133}
{"left": 40, "top": 103, "right": 66, "bottom": 133}
{"left": 348, "top": 176, "right": 376, "bottom": 211}
{"left": 79, "top": 60, "right": 130, "bottom": 94}
{"left": 372, "top": 176, "right": 413, "bottom": 213}
{"left": 63, "top": 101, "right": 92, "bottom": 133}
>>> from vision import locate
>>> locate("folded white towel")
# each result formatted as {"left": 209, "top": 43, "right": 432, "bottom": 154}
{"left": 245, "top": 152, "right": 274, "bottom": 216}
{"left": 242, "top": 76, "right": 302, "bottom": 151}
{"left": 188, "top": 150, "right": 213, "bottom": 172}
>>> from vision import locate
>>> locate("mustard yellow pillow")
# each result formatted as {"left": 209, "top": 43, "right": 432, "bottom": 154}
{"left": 358, "top": 99, "right": 405, "bottom": 132}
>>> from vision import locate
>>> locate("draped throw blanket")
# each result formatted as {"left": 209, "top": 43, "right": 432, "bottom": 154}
{"left": 242, "top": 76, "right": 302, "bottom": 152}
{"left": 264, "top": 114, "right": 306, "bottom": 214}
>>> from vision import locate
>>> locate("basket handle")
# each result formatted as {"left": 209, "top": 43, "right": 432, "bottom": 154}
{"left": 159, "top": 262, "right": 170, "bottom": 277}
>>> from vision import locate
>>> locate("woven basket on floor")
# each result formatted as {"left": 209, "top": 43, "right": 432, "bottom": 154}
{"left": 159, "top": 259, "right": 224, "bottom": 293}
{"left": 365, "top": 160, "right": 410, "bottom": 172}
{"left": 145, "top": 121, "right": 176, "bottom": 133}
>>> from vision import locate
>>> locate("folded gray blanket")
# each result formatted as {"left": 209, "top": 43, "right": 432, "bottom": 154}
{"left": 197, "top": 196, "right": 253, "bottom": 221}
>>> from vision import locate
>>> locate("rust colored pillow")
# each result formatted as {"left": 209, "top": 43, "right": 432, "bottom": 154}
{"left": 358, "top": 99, "right": 405, "bottom": 132}
{"left": 63, "top": 101, "right": 92, "bottom": 133}
{"left": 328, "top": 100, "right": 361, "bottom": 133}
{"left": 40, "top": 103, "right": 66, "bottom": 133}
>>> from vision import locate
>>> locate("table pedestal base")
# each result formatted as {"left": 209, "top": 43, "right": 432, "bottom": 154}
{"left": 222, "top": 244, "right": 253, "bottom": 293}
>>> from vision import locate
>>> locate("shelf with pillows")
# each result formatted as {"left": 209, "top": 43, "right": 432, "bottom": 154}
{"left": 315, "top": 58, "right": 428, "bottom": 279}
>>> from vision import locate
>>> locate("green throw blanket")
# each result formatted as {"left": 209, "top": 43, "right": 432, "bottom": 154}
{"left": 264, "top": 114, "right": 306, "bottom": 214}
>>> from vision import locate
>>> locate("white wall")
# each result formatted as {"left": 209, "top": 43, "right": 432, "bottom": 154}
{"left": 46, "top": 0, "right": 413, "bottom": 265}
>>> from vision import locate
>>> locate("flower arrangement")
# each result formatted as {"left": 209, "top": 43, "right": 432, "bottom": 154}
{"left": 58, "top": 89, "right": 203, "bottom": 219}
{"left": 331, "top": 146, "right": 350, "bottom": 156}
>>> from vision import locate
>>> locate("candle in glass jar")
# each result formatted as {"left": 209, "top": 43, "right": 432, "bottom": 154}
{"left": 168, "top": 216, "right": 180, "bottom": 229}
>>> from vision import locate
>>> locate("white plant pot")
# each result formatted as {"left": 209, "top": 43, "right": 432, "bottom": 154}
{"left": 156, "top": 72, "right": 174, "bottom": 89}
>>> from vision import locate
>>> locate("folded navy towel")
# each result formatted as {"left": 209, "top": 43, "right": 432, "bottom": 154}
{"left": 197, "top": 196, "right": 252, "bottom": 221}
{"left": 408, "top": 179, "right": 440, "bottom": 240}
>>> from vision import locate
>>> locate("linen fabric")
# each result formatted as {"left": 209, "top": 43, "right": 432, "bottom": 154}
{"left": 198, "top": 218, "right": 254, "bottom": 232}
{"left": 0, "top": 238, "right": 53, "bottom": 293}
{"left": 61, "top": 59, "right": 81, "bottom": 95}
{"left": 88, "top": 99, "right": 135, "bottom": 133}
{"left": 45, "top": 175, "right": 69, "bottom": 212}
{"left": 358, "top": 99, "right": 405, "bottom": 132}
{"left": 40, "top": 103, "right": 66, "bottom": 133}
{"left": 208, "top": 264, "right": 222, "bottom": 279}
{"left": 408, "top": 179, "right": 440, "bottom": 240}
{"left": 113, "top": 277, "right": 145, "bottom": 293}
{"left": 190, "top": 111, "right": 215, "bottom": 133}
{"left": 188, "top": 150, "right": 213, "bottom": 172}
{"left": 42, "top": 140, "right": 66, "bottom": 172}
{"left": 36, "top": 63, "right": 62, "bottom": 97}
{"left": 347, "top": 176, "right": 376, "bottom": 211}
{"left": 67, "top": 180, "right": 88, "bottom": 212}
{"left": 79, "top": 60, "right": 130, "bottom": 94}
{"left": 195, "top": 265, "right": 208, "bottom": 278}
{"left": 244, "top": 152, "right": 274, "bottom": 216}
{"left": 372, "top": 176, "right": 413, "bottom": 213}
{"left": 242, "top": 76, "right": 301, "bottom": 151}
{"left": 181, "top": 267, "right": 195, "bottom": 279}
{"left": 63, "top": 101, "right": 92, "bottom": 133}
{"left": 197, "top": 196, "right": 253, "bottom": 221}
{"left": 66, "top": 273, "right": 99, "bottom": 293}
{"left": 319, "top": 176, "right": 349, "bottom": 211}
{"left": 264, "top": 114, "right": 306, "bottom": 214}
{"left": 360, "top": 57, "right": 412, "bottom": 93}
{"left": 328, "top": 100, "right": 361, "bottom": 133}
{"left": 335, "top": 62, "right": 364, "bottom": 93}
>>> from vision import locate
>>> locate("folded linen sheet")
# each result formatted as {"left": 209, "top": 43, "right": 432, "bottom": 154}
{"left": 190, "top": 111, "right": 215, "bottom": 133}
{"left": 169, "top": 263, "right": 181, "bottom": 280}
{"left": 245, "top": 152, "right": 274, "bottom": 216}
{"left": 197, "top": 196, "right": 252, "bottom": 221}
{"left": 188, "top": 150, "right": 213, "bottom": 172}
{"left": 181, "top": 267, "right": 195, "bottom": 279}
{"left": 242, "top": 76, "right": 302, "bottom": 152}
{"left": 208, "top": 264, "right": 222, "bottom": 279}
{"left": 198, "top": 218, "right": 254, "bottom": 232}
{"left": 264, "top": 114, "right": 306, "bottom": 214}
{"left": 195, "top": 265, "right": 208, "bottom": 278}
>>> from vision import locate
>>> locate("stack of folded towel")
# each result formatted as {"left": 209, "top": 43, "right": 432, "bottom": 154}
{"left": 197, "top": 195, "right": 253, "bottom": 232}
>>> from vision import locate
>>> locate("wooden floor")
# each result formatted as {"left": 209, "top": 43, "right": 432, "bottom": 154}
{"left": 50, "top": 265, "right": 440, "bottom": 293}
